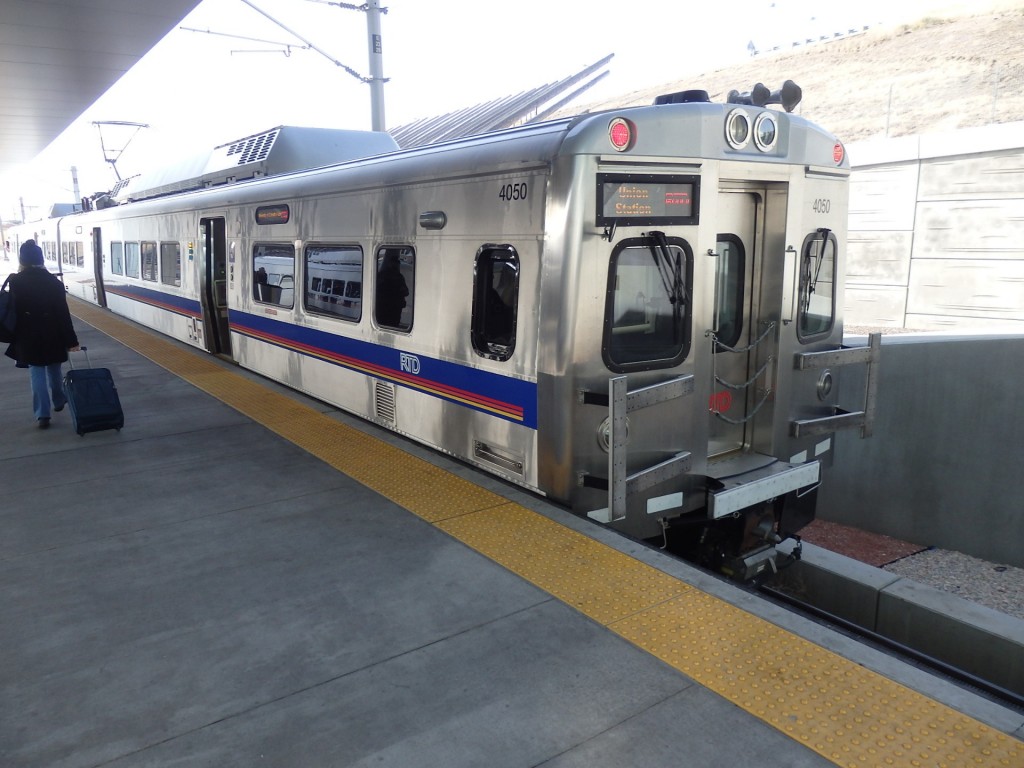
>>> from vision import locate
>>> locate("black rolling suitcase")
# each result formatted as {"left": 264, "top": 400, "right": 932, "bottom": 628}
{"left": 64, "top": 346, "right": 124, "bottom": 435}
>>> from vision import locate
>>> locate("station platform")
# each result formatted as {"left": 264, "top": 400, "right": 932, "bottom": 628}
{"left": 2, "top": 294, "right": 1023, "bottom": 767}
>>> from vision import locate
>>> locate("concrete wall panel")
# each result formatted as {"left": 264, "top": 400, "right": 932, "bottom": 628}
{"left": 846, "top": 122, "right": 1024, "bottom": 330}
{"left": 919, "top": 150, "right": 1024, "bottom": 199}
{"left": 845, "top": 286, "right": 908, "bottom": 326}
{"left": 913, "top": 200, "right": 1024, "bottom": 260}
{"left": 904, "top": 313, "right": 1024, "bottom": 332}
{"left": 822, "top": 335, "right": 1024, "bottom": 567}
{"left": 908, "top": 259, "right": 1024, "bottom": 320}
{"left": 847, "top": 230, "right": 913, "bottom": 283}
{"left": 848, "top": 164, "right": 920, "bottom": 230}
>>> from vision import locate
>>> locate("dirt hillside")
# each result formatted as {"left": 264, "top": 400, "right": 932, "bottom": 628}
{"left": 556, "top": 1, "right": 1024, "bottom": 142}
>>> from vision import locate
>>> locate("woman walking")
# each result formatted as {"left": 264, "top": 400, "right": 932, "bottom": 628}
{"left": 4, "top": 240, "right": 80, "bottom": 428}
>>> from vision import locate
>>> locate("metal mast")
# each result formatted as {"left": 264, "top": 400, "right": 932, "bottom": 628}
{"left": 237, "top": 0, "right": 389, "bottom": 131}
{"left": 365, "top": 0, "right": 386, "bottom": 131}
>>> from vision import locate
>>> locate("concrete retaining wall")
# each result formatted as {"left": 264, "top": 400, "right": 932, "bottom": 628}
{"left": 821, "top": 332, "right": 1024, "bottom": 567}
{"left": 846, "top": 121, "right": 1024, "bottom": 332}
{"left": 776, "top": 543, "right": 1024, "bottom": 697}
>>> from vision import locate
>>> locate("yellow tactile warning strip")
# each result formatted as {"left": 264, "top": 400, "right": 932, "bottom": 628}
{"left": 72, "top": 299, "right": 1023, "bottom": 768}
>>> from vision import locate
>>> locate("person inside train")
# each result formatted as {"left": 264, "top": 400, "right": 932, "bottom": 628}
{"left": 375, "top": 250, "right": 409, "bottom": 328}
{"left": 484, "top": 284, "right": 513, "bottom": 345}
{"left": 3, "top": 239, "right": 80, "bottom": 429}
{"left": 254, "top": 266, "right": 269, "bottom": 302}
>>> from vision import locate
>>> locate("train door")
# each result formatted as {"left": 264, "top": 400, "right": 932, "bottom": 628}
{"left": 199, "top": 217, "right": 232, "bottom": 357}
{"left": 708, "top": 189, "right": 770, "bottom": 457}
{"left": 91, "top": 227, "right": 107, "bottom": 306}
{"left": 577, "top": 225, "right": 699, "bottom": 540}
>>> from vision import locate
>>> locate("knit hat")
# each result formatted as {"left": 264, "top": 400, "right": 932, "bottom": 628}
{"left": 19, "top": 239, "right": 44, "bottom": 267}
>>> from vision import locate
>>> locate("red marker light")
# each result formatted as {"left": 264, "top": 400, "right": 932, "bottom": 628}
{"left": 833, "top": 142, "right": 845, "bottom": 165}
{"left": 609, "top": 118, "right": 634, "bottom": 152}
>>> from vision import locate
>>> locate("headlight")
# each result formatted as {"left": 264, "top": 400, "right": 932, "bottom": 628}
{"left": 753, "top": 112, "right": 778, "bottom": 152}
{"left": 725, "top": 109, "right": 751, "bottom": 150}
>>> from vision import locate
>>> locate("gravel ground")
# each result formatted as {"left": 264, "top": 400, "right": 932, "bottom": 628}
{"left": 883, "top": 549, "right": 1024, "bottom": 621}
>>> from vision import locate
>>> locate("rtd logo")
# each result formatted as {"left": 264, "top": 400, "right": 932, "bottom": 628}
{"left": 709, "top": 390, "right": 732, "bottom": 413}
{"left": 399, "top": 353, "right": 421, "bottom": 375}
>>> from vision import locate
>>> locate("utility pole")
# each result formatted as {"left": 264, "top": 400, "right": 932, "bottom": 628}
{"left": 365, "top": 0, "right": 386, "bottom": 131}
{"left": 237, "top": 0, "right": 389, "bottom": 132}
{"left": 71, "top": 166, "right": 81, "bottom": 207}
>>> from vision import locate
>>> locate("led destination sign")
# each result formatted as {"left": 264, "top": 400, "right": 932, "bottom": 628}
{"left": 255, "top": 204, "right": 290, "bottom": 225}
{"left": 596, "top": 174, "right": 699, "bottom": 226}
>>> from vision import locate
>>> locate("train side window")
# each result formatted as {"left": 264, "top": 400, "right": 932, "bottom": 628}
{"left": 375, "top": 245, "right": 413, "bottom": 331}
{"left": 798, "top": 229, "right": 837, "bottom": 340}
{"left": 603, "top": 236, "right": 693, "bottom": 372}
{"left": 61, "top": 241, "right": 83, "bottom": 269}
{"left": 253, "top": 243, "right": 295, "bottom": 308}
{"left": 125, "top": 242, "right": 140, "bottom": 278}
{"left": 713, "top": 234, "right": 745, "bottom": 351}
{"left": 141, "top": 241, "right": 158, "bottom": 281}
{"left": 160, "top": 242, "right": 181, "bottom": 286}
{"left": 471, "top": 245, "right": 519, "bottom": 361}
{"left": 304, "top": 244, "right": 363, "bottom": 322}
{"left": 111, "top": 242, "right": 124, "bottom": 275}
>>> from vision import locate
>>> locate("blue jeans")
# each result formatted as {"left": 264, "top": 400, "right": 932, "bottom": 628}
{"left": 29, "top": 363, "right": 66, "bottom": 420}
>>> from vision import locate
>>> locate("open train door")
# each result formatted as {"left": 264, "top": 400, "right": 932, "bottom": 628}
{"left": 91, "top": 227, "right": 107, "bottom": 307}
{"left": 199, "top": 217, "right": 232, "bottom": 358}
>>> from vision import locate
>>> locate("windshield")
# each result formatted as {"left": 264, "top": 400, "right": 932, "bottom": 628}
{"left": 604, "top": 234, "right": 692, "bottom": 371}
{"left": 798, "top": 228, "right": 836, "bottom": 339}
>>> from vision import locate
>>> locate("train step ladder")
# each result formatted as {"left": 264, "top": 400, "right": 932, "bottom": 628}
{"left": 581, "top": 374, "right": 694, "bottom": 524}
{"left": 789, "top": 332, "right": 882, "bottom": 439}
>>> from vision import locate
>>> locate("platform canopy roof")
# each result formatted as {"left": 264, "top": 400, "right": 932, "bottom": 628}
{"left": 389, "top": 54, "right": 614, "bottom": 149}
{"left": 0, "top": 0, "right": 204, "bottom": 180}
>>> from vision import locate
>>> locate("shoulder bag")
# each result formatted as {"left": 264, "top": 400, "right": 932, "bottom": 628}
{"left": 0, "top": 275, "right": 16, "bottom": 343}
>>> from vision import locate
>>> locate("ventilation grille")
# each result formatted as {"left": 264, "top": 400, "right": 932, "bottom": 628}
{"left": 225, "top": 129, "right": 279, "bottom": 165}
{"left": 374, "top": 381, "right": 397, "bottom": 424}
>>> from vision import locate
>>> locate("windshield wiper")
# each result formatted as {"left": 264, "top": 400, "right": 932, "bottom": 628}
{"left": 645, "top": 230, "right": 686, "bottom": 309}
{"left": 807, "top": 227, "right": 832, "bottom": 295}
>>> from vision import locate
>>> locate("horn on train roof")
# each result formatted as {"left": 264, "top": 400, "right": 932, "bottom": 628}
{"left": 766, "top": 80, "right": 802, "bottom": 113}
{"left": 727, "top": 80, "right": 802, "bottom": 113}
{"left": 656, "top": 80, "right": 802, "bottom": 113}
{"left": 726, "top": 83, "right": 770, "bottom": 107}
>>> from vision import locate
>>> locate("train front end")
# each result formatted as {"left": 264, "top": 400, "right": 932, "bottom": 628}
{"left": 541, "top": 84, "right": 880, "bottom": 580}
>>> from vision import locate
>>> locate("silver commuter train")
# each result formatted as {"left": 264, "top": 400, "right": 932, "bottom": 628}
{"left": 10, "top": 85, "right": 880, "bottom": 579}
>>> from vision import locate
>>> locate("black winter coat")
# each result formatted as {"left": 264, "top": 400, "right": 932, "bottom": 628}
{"left": 3, "top": 267, "right": 79, "bottom": 366}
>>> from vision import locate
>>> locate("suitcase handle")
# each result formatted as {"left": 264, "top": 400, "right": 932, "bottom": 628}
{"left": 68, "top": 346, "right": 91, "bottom": 369}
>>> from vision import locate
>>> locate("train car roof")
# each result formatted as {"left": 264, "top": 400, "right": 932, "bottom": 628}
{"left": 83, "top": 96, "right": 846, "bottom": 216}
{"left": 115, "top": 126, "right": 400, "bottom": 204}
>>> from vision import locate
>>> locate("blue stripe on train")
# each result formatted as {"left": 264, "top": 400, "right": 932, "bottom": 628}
{"left": 230, "top": 310, "right": 538, "bottom": 429}
{"left": 102, "top": 285, "right": 538, "bottom": 428}
{"left": 105, "top": 283, "right": 202, "bottom": 319}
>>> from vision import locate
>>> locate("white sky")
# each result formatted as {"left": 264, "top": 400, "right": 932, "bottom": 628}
{"left": 3, "top": 0, "right": 963, "bottom": 222}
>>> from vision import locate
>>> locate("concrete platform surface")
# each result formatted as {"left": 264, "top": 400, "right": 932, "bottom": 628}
{"left": 1, "top": 320, "right": 841, "bottom": 766}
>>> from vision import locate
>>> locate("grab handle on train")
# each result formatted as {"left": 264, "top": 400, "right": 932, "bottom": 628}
{"left": 782, "top": 245, "right": 798, "bottom": 325}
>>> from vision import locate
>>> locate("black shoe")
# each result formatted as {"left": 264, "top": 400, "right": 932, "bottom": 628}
{"left": 54, "top": 403, "right": 65, "bottom": 412}
{"left": 37, "top": 418, "right": 51, "bottom": 429}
